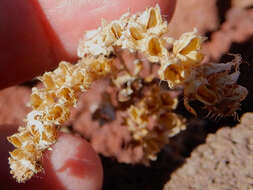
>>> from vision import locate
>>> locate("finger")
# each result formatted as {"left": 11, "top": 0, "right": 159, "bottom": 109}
{"left": 0, "top": 126, "right": 103, "bottom": 190}
{"left": 0, "top": 0, "right": 176, "bottom": 89}
{"left": 0, "top": 0, "right": 60, "bottom": 89}
{"left": 42, "top": 133, "right": 103, "bottom": 190}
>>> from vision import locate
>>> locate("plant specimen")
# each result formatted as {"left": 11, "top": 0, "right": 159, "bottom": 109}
{"left": 7, "top": 5, "right": 247, "bottom": 183}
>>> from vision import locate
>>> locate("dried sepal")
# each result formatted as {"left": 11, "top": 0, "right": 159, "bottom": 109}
{"left": 173, "top": 28, "right": 206, "bottom": 64}
{"left": 158, "top": 57, "right": 183, "bottom": 88}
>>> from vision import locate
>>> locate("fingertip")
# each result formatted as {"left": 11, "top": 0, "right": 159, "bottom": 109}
{"left": 43, "top": 133, "right": 103, "bottom": 190}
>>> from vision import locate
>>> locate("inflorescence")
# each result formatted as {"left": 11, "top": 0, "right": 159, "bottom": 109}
{"left": 8, "top": 5, "right": 247, "bottom": 183}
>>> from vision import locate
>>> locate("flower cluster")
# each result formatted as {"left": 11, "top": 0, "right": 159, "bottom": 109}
{"left": 8, "top": 56, "right": 113, "bottom": 182}
{"left": 8, "top": 5, "right": 247, "bottom": 183}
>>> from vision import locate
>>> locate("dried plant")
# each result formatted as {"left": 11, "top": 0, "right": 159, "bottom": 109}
{"left": 7, "top": 5, "right": 247, "bottom": 183}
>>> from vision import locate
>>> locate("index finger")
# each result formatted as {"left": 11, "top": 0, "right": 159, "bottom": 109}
{"left": 0, "top": 0, "right": 176, "bottom": 89}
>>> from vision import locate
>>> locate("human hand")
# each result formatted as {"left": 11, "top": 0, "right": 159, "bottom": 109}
{"left": 0, "top": 0, "right": 176, "bottom": 189}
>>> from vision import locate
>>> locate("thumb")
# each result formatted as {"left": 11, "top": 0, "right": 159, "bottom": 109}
{"left": 42, "top": 133, "right": 103, "bottom": 190}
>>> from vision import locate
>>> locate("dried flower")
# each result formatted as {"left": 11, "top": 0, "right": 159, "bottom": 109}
{"left": 183, "top": 54, "right": 248, "bottom": 118}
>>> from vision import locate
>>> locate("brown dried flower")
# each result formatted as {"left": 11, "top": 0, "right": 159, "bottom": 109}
{"left": 183, "top": 54, "right": 248, "bottom": 118}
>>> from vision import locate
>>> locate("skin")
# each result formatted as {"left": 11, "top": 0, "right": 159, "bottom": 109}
{"left": 0, "top": 0, "right": 176, "bottom": 189}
